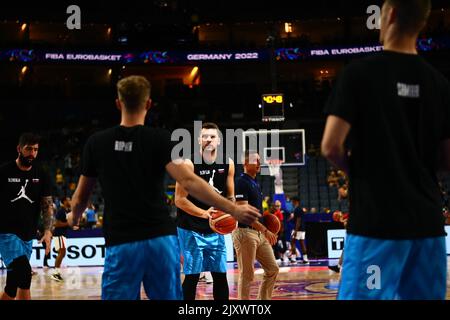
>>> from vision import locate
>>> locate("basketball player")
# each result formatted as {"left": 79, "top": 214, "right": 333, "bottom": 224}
{"left": 289, "top": 196, "right": 309, "bottom": 264}
{"left": 50, "top": 196, "right": 71, "bottom": 282}
{"left": 0, "top": 133, "right": 53, "bottom": 300}
{"left": 175, "top": 122, "right": 234, "bottom": 300}
{"left": 66, "top": 76, "right": 260, "bottom": 300}
{"left": 322, "top": 0, "right": 450, "bottom": 299}
{"left": 328, "top": 211, "right": 348, "bottom": 273}
{"left": 233, "top": 150, "right": 279, "bottom": 300}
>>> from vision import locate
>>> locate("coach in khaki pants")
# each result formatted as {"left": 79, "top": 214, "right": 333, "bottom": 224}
{"left": 233, "top": 150, "right": 279, "bottom": 300}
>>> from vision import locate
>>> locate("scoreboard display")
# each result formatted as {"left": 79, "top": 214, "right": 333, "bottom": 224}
{"left": 261, "top": 93, "right": 285, "bottom": 122}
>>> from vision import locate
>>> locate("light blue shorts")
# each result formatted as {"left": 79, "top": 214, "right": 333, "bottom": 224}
{"left": 177, "top": 227, "right": 227, "bottom": 275}
{"left": 0, "top": 233, "right": 33, "bottom": 267}
{"left": 102, "top": 235, "right": 182, "bottom": 300}
{"left": 338, "top": 234, "right": 447, "bottom": 300}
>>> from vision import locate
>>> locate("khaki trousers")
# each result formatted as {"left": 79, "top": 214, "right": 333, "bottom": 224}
{"left": 232, "top": 228, "right": 279, "bottom": 300}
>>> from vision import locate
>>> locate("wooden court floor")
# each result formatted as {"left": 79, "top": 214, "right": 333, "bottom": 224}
{"left": 1, "top": 258, "right": 449, "bottom": 300}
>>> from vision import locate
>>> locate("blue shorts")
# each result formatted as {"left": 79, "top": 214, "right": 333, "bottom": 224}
{"left": 338, "top": 234, "right": 447, "bottom": 300}
{"left": 102, "top": 235, "right": 182, "bottom": 300}
{"left": 178, "top": 228, "right": 227, "bottom": 275}
{"left": 0, "top": 233, "right": 33, "bottom": 267}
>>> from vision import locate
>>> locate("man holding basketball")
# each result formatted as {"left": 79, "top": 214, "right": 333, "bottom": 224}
{"left": 67, "top": 77, "right": 260, "bottom": 300}
{"left": 322, "top": 0, "right": 450, "bottom": 299}
{"left": 175, "top": 122, "right": 234, "bottom": 300}
{"left": 233, "top": 150, "right": 279, "bottom": 300}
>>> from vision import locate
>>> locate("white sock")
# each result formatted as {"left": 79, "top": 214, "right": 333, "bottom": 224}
{"left": 303, "top": 254, "right": 308, "bottom": 260}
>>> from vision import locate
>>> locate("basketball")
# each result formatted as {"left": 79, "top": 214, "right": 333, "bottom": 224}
{"left": 263, "top": 214, "right": 281, "bottom": 234}
{"left": 332, "top": 210, "right": 342, "bottom": 222}
{"left": 209, "top": 210, "right": 237, "bottom": 235}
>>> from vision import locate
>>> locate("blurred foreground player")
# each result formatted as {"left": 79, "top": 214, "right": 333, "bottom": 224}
{"left": 175, "top": 122, "right": 234, "bottom": 300}
{"left": 322, "top": 0, "right": 450, "bottom": 299}
{"left": 0, "top": 133, "right": 53, "bottom": 300}
{"left": 67, "top": 75, "right": 260, "bottom": 300}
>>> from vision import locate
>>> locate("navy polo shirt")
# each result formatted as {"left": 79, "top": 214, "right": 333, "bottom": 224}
{"left": 235, "top": 173, "right": 263, "bottom": 227}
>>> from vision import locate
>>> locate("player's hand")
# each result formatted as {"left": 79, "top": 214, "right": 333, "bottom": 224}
{"left": 231, "top": 204, "right": 261, "bottom": 225}
{"left": 203, "top": 207, "right": 217, "bottom": 219}
{"left": 67, "top": 211, "right": 80, "bottom": 228}
{"left": 38, "top": 230, "right": 52, "bottom": 255}
{"left": 264, "top": 229, "right": 277, "bottom": 245}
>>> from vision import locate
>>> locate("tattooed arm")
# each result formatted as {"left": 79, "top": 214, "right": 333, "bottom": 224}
{"left": 40, "top": 196, "right": 54, "bottom": 255}
{"left": 41, "top": 196, "right": 54, "bottom": 232}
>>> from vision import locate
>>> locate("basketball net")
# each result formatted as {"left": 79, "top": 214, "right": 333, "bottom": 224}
{"left": 267, "top": 159, "right": 284, "bottom": 194}
{"left": 267, "top": 159, "right": 283, "bottom": 177}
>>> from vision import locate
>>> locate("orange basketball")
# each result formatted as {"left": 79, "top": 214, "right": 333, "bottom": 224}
{"left": 209, "top": 210, "right": 237, "bottom": 235}
{"left": 332, "top": 210, "right": 342, "bottom": 222}
{"left": 263, "top": 214, "right": 281, "bottom": 234}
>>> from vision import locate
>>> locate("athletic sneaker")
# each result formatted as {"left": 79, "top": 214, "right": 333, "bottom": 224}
{"left": 328, "top": 265, "right": 341, "bottom": 273}
{"left": 50, "top": 272, "right": 64, "bottom": 282}
{"left": 302, "top": 255, "right": 310, "bottom": 264}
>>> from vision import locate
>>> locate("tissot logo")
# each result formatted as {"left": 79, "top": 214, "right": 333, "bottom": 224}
{"left": 331, "top": 237, "right": 345, "bottom": 250}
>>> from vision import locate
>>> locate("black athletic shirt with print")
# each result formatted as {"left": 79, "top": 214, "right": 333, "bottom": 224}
{"left": 81, "top": 125, "right": 176, "bottom": 246}
{"left": 325, "top": 51, "right": 450, "bottom": 239}
{"left": 176, "top": 155, "right": 230, "bottom": 234}
{"left": 0, "top": 161, "right": 51, "bottom": 241}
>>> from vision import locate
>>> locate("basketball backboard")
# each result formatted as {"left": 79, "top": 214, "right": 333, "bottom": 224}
{"left": 242, "top": 129, "right": 306, "bottom": 175}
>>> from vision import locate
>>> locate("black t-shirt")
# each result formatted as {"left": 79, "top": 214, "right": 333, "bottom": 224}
{"left": 293, "top": 206, "right": 306, "bottom": 231}
{"left": 81, "top": 125, "right": 176, "bottom": 246}
{"left": 325, "top": 51, "right": 450, "bottom": 239}
{"left": 177, "top": 156, "right": 230, "bottom": 234}
{"left": 53, "top": 207, "right": 69, "bottom": 237}
{"left": 235, "top": 173, "right": 264, "bottom": 228}
{"left": 0, "top": 161, "right": 52, "bottom": 241}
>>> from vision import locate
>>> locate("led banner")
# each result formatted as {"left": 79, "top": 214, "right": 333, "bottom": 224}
{"left": 0, "top": 37, "right": 448, "bottom": 65}
{"left": 275, "top": 37, "right": 450, "bottom": 61}
{"left": 0, "top": 49, "right": 267, "bottom": 64}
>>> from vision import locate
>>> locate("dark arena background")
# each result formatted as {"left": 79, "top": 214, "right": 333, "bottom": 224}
{"left": 0, "top": 0, "right": 450, "bottom": 307}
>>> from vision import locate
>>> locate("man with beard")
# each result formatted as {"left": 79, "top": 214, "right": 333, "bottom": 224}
{"left": 175, "top": 122, "right": 235, "bottom": 300}
{"left": 0, "top": 133, "right": 53, "bottom": 300}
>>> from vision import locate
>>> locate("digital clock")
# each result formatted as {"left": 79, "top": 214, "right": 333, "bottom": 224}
{"left": 262, "top": 94, "right": 284, "bottom": 104}
{"left": 261, "top": 93, "right": 285, "bottom": 122}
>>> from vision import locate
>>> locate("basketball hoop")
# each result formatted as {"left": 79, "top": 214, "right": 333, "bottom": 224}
{"left": 266, "top": 159, "right": 284, "bottom": 177}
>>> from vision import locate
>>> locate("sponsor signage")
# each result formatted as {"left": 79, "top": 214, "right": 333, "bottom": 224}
{"left": 1, "top": 235, "right": 235, "bottom": 268}
{"left": 327, "top": 226, "right": 450, "bottom": 259}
